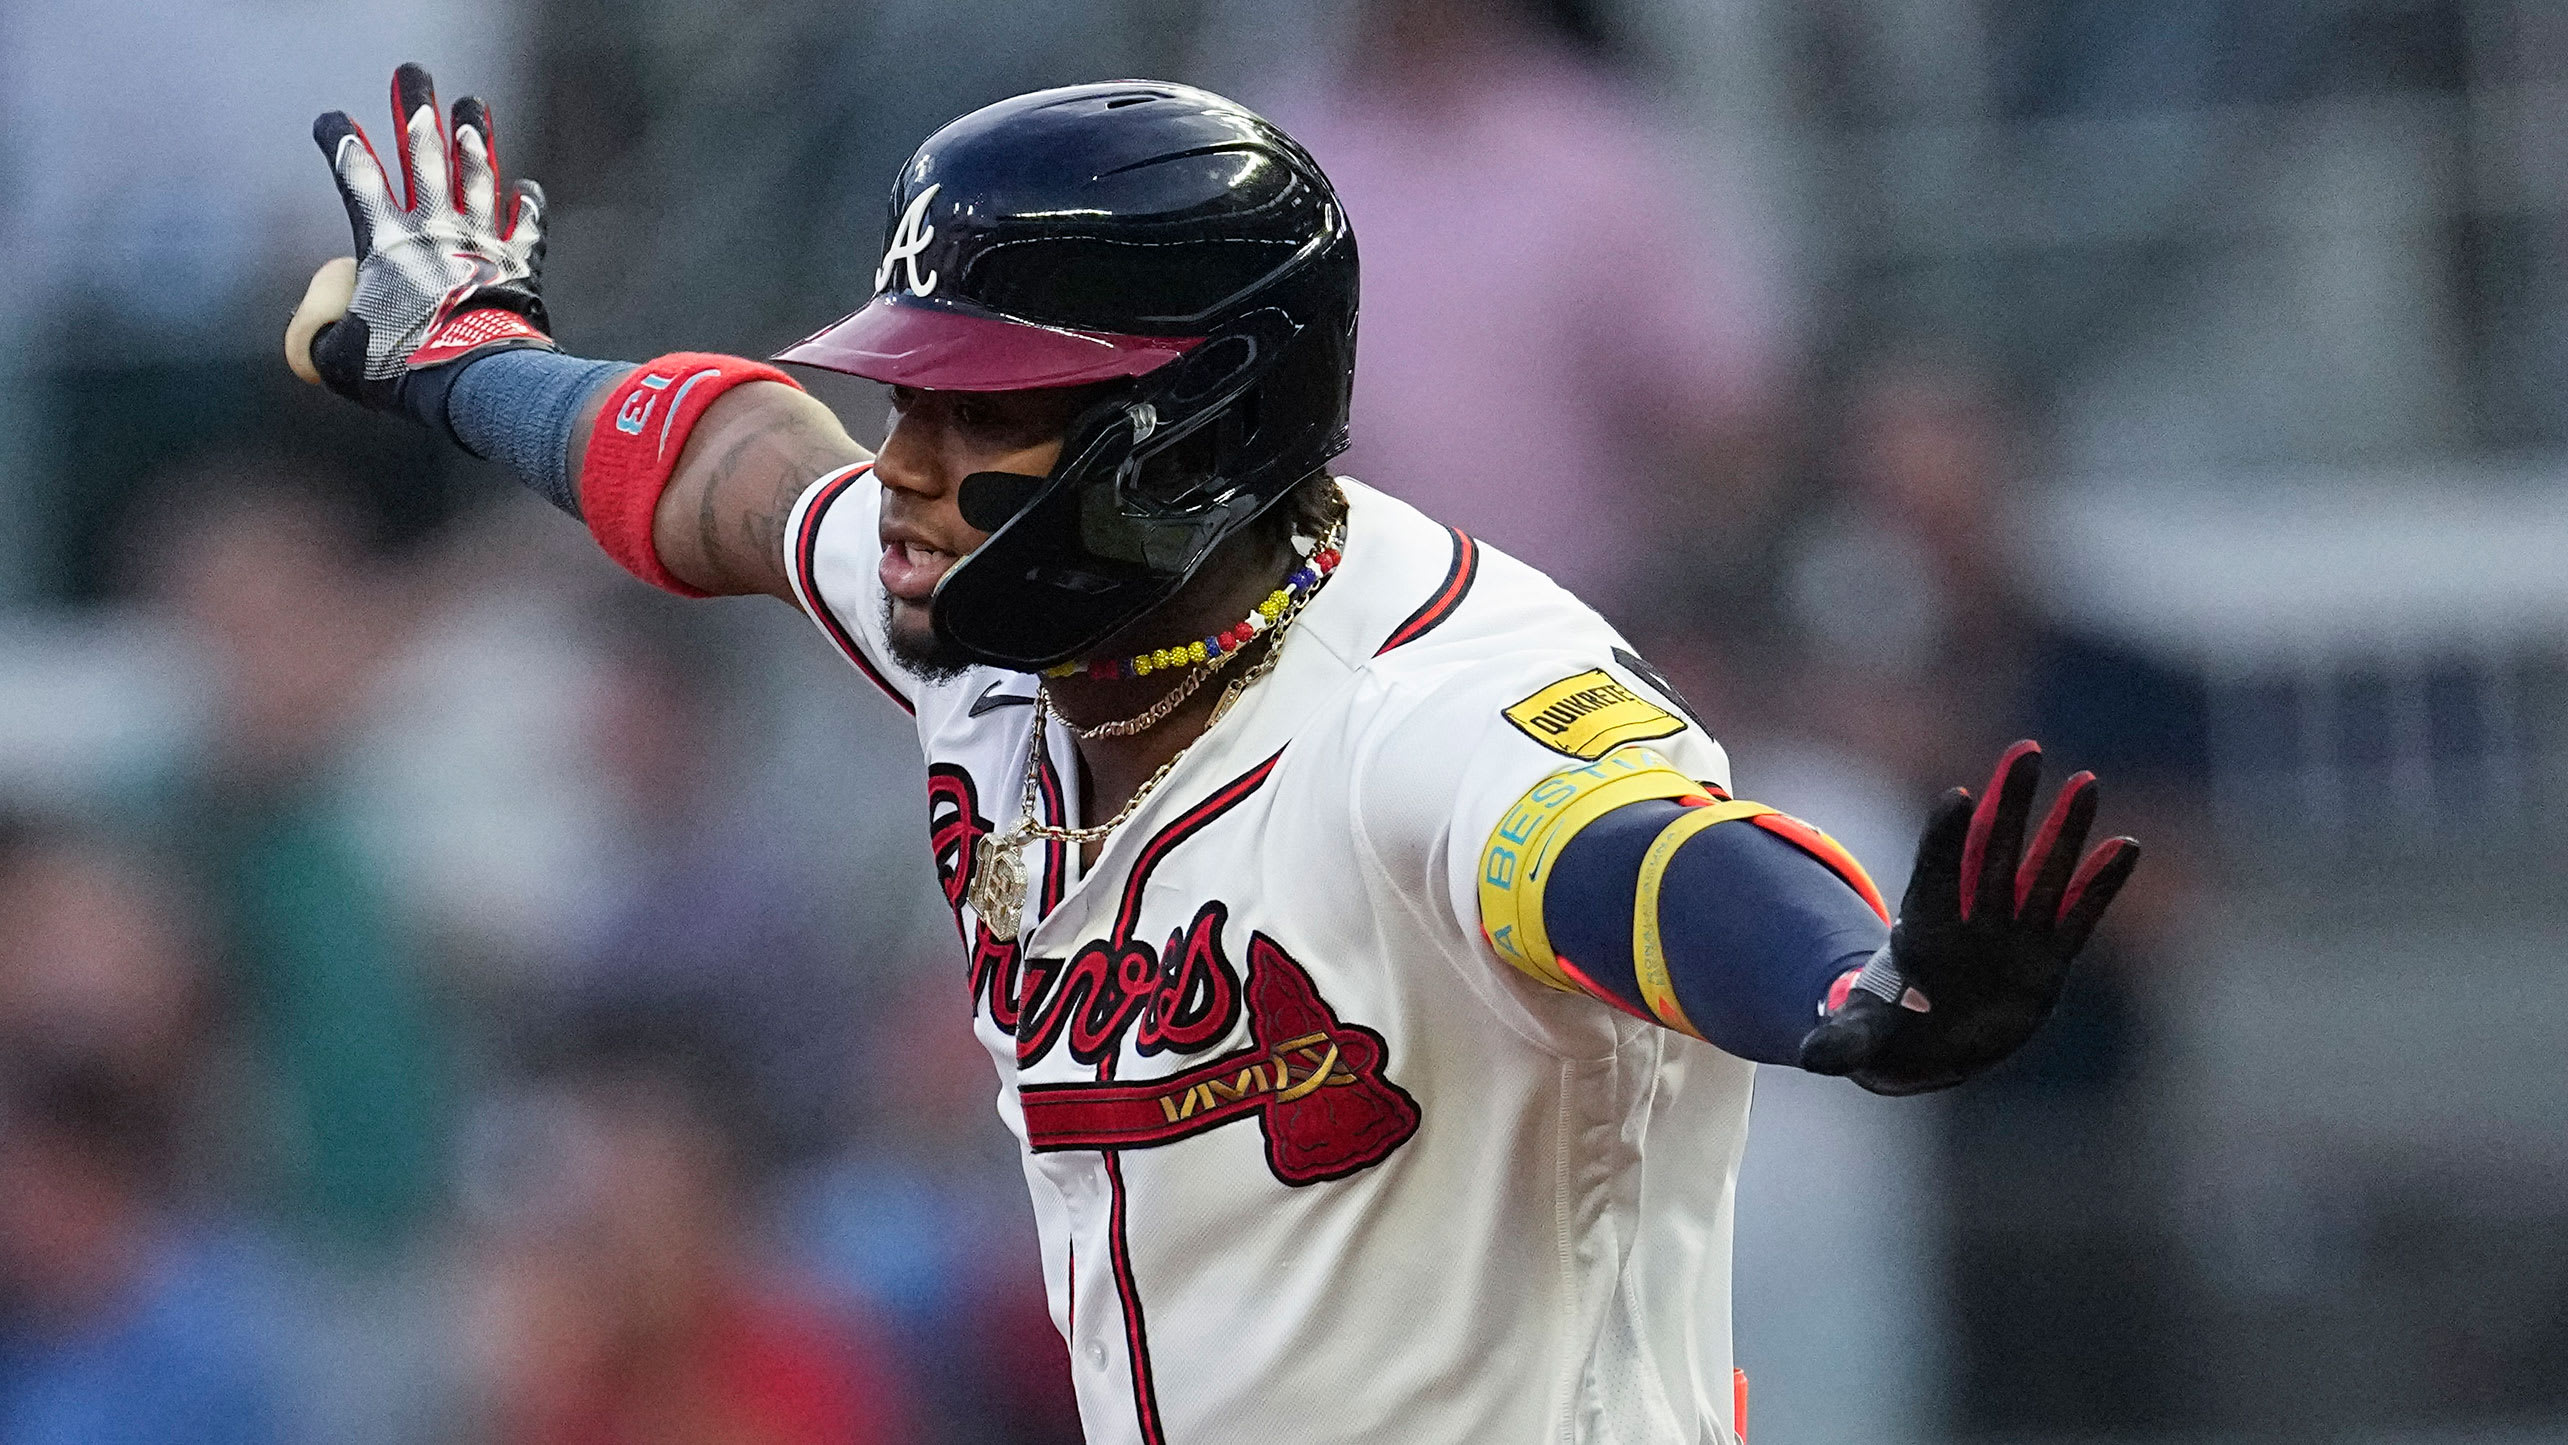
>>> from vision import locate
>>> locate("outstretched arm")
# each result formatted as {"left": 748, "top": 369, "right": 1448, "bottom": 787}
{"left": 285, "top": 63, "right": 866, "bottom": 603}
{"left": 1489, "top": 740, "right": 2138, "bottom": 1091}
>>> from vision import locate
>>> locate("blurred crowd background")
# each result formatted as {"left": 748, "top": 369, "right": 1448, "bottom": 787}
{"left": 2, "top": 0, "right": 2564, "bottom": 1440}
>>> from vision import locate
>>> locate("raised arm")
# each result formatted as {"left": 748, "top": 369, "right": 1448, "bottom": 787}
{"left": 1501, "top": 739, "right": 2139, "bottom": 1092}
{"left": 1378, "top": 652, "right": 2138, "bottom": 1091}
{"left": 284, "top": 63, "right": 866, "bottom": 604}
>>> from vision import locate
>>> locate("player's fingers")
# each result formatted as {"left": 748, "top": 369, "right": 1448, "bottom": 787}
{"left": 2013, "top": 771, "right": 2096, "bottom": 927}
{"left": 1898, "top": 788, "right": 1973, "bottom": 926}
{"left": 503, "top": 177, "right": 546, "bottom": 255}
{"left": 284, "top": 258, "right": 357, "bottom": 385}
{"left": 390, "top": 62, "right": 446, "bottom": 214}
{"left": 1960, "top": 741, "right": 2040, "bottom": 922}
{"left": 313, "top": 111, "right": 400, "bottom": 253}
{"left": 451, "top": 95, "right": 499, "bottom": 229}
{"left": 2053, "top": 837, "right": 2141, "bottom": 958}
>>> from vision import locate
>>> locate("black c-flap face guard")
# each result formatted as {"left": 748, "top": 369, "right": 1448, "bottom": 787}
{"left": 927, "top": 307, "right": 1305, "bottom": 670}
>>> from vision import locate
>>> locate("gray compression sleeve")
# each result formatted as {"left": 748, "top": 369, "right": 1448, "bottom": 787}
{"left": 444, "top": 350, "right": 635, "bottom": 518}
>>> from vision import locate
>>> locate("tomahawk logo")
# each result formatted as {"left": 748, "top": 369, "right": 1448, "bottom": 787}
{"left": 1016, "top": 926, "right": 1421, "bottom": 1186}
{"left": 875, "top": 184, "right": 941, "bottom": 297}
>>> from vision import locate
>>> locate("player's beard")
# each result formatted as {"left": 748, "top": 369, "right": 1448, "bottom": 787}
{"left": 882, "top": 595, "right": 977, "bottom": 683}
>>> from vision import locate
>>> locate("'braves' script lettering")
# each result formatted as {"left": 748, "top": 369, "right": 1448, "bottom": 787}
{"left": 1016, "top": 900, "right": 1243, "bottom": 1068}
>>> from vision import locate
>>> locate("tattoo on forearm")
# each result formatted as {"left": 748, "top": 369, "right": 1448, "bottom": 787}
{"left": 677, "top": 395, "right": 861, "bottom": 596}
{"left": 745, "top": 486, "right": 791, "bottom": 578}
{"left": 695, "top": 448, "right": 733, "bottom": 582}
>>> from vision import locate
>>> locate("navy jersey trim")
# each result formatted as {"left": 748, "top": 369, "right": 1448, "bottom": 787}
{"left": 1375, "top": 526, "right": 1479, "bottom": 655}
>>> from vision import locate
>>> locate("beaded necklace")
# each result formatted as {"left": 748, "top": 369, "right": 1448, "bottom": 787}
{"left": 1044, "top": 511, "right": 1348, "bottom": 741}
{"left": 1043, "top": 526, "right": 1344, "bottom": 681}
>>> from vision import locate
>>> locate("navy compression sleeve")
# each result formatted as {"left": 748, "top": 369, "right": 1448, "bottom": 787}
{"left": 444, "top": 349, "right": 634, "bottom": 517}
{"left": 1543, "top": 799, "right": 1890, "bottom": 1065}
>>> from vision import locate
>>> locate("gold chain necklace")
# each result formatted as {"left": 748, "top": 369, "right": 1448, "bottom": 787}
{"left": 965, "top": 553, "right": 1330, "bottom": 942}
{"left": 1061, "top": 650, "right": 1228, "bottom": 740}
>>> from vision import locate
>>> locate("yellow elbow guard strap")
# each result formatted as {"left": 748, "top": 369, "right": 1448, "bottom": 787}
{"left": 1626, "top": 799, "right": 1780, "bottom": 1034}
{"left": 1477, "top": 747, "right": 1757, "bottom": 1008}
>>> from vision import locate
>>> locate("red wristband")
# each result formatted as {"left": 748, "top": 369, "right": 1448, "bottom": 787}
{"left": 579, "top": 352, "right": 803, "bottom": 596}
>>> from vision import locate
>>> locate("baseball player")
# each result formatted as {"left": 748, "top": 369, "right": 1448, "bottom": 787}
{"left": 285, "top": 67, "right": 2139, "bottom": 1443}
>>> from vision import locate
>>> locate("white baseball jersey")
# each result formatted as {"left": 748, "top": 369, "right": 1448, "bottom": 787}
{"left": 785, "top": 471, "right": 1754, "bottom": 1445}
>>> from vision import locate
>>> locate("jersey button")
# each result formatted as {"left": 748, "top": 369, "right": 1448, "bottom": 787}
{"left": 1085, "top": 1340, "right": 1110, "bottom": 1371}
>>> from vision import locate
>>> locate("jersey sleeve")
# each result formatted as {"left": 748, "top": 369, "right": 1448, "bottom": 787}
{"left": 1346, "top": 649, "right": 1732, "bottom": 1045}
{"left": 781, "top": 461, "right": 917, "bottom": 713}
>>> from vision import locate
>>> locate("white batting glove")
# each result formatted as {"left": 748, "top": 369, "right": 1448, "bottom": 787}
{"left": 287, "top": 62, "right": 554, "bottom": 438}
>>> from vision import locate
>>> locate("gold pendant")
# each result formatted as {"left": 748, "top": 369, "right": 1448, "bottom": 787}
{"left": 969, "top": 831, "right": 1027, "bottom": 942}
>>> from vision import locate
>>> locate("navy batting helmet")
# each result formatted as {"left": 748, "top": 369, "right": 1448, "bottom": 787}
{"left": 775, "top": 81, "right": 1359, "bottom": 671}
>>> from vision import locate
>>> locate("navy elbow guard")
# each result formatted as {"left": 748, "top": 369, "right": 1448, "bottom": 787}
{"left": 1476, "top": 746, "right": 1891, "bottom": 1065}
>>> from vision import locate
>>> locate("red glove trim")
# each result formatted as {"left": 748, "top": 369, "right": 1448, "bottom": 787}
{"left": 579, "top": 353, "right": 803, "bottom": 597}
{"left": 409, "top": 306, "right": 547, "bottom": 367}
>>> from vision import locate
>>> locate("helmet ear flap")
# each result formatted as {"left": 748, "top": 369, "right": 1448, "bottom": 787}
{"left": 1228, "top": 386, "right": 1262, "bottom": 456}
{"left": 1100, "top": 306, "right": 1300, "bottom": 514}
{"left": 1124, "top": 422, "right": 1224, "bottom": 512}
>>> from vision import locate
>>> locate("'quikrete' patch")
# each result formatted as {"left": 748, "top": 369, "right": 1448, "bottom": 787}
{"left": 1503, "top": 669, "right": 1685, "bottom": 758}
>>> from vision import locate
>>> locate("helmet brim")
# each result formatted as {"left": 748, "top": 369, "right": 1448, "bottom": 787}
{"left": 773, "top": 295, "right": 1200, "bottom": 392}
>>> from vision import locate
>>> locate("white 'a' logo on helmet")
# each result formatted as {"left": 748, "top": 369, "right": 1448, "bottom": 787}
{"left": 876, "top": 184, "right": 941, "bottom": 297}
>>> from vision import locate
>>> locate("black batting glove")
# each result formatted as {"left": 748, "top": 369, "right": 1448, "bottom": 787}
{"left": 291, "top": 63, "right": 553, "bottom": 442}
{"left": 1798, "top": 740, "right": 2142, "bottom": 1096}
